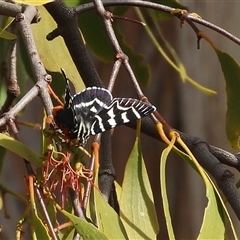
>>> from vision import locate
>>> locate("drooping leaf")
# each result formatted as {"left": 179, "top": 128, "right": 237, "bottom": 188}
{"left": 175, "top": 137, "right": 233, "bottom": 239}
{"left": 197, "top": 178, "right": 225, "bottom": 240}
{"left": 31, "top": 6, "right": 84, "bottom": 92}
{"left": 59, "top": 208, "right": 109, "bottom": 240}
{"left": 94, "top": 186, "right": 128, "bottom": 239}
{"left": 160, "top": 137, "right": 175, "bottom": 239}
{"left": 31, "top": 206, "right": 51, "bottom": 239}
{"left": 136, "top": 8, "right": 216, "bottom": 95}
{"left": 119, "top": 122, "right": 159, "bottom": 239}
{"left": 214, "top": 48, "right": 240, "bottom": 148}
{"left": 0, "top": 133, "right": 42, "bottom": 167}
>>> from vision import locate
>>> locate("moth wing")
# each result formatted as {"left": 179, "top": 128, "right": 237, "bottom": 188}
{"left": 90, "top": 98, "right": 156, "bottom": 135}
{"left": 72, "top": 87, "right": 113, "bottom": 123}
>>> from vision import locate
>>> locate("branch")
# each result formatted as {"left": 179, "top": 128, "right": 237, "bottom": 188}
{"left": 45, "top": 0, "right": 104, "bottom": 88}
{"left": 74, "top": 0, "right": 240, "bottom": 46}
{"left": 0, "top": 5, "right": 53, "bottom": 128}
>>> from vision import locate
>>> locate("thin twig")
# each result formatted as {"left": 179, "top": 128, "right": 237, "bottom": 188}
{"left": 0, "top": 21, "right": 20, "bottom": 116}
{"left": 0, "top": 6, "right": 53, "bottom": 127}
{"left": 74, "top": 0, "right": 240, "bottom": 46}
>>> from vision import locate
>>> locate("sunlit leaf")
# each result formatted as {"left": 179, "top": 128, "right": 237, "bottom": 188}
{"left": 197, "top": 178, "right": 225, "bottom": 240}
{"left": 136, "top": 9, "right": 216, "bottom": 95}
{"left": 176, "top": 137, "right": 233, "bottom": 239}
{"left": 31, "top": 6, "right": 84, "bottom": 92}
{"left": 14, "top": 0, "right": 53, "bottom": 5}
{"left": 160, "top": 137, "right": 175, "bottom": 239}
{"left": 31, "top": 207, "right": 51, "bottom": 239}
{"left": 0, "top": 133, "right": 42, "bottom": 167}
{"left": 59, "top": 208, "right": 109, "bottom": 240}
{"left": 119, "top": 122, "right": 159, "bottom": 239}
{"left": 214, "top": 48, "right": 240, "bottom": 148}
{"left": 94, "top": 186, "right": 128, "bottom": 239}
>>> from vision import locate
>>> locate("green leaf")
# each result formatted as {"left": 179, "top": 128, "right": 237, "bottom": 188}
{"left": 119, "top": 123, "right": 159, "bottom": 239}
{"left": 31, "top": 208, "right": 51, "bottom": 239}
{"left": 197, "top": 179, "right": 225, "bottom": 240}
{"left": 31, "top": 6, "right": 84, "bottom": 92}
{"left": 63, "top": 0, "right": 80, "bottom": 7}
{"left": 0, "top": 133, "right": 42, "bottom": 167}
{"left": 175, "top": 137, "right": 231, "bottom": 239}
{"left": 160, "top": 138, "right": 175, "bottom": 239}
{"left": 14, "top": 0, "right": 53, "bottom": 5}
{"left": 94, "top": 186, "right": 128, "bottom": 239}
{"left": 174, "top": 143, "right": 237, "bottom": 239}
{"left": 0, "top": 28, "right": 16, "bottom": 40}
{"left": 59, "top": 208, "right": 109, "bottom": 240}
{"left": 214, "top": 48, "right": 240, "bottom": 148}
{"left": 136, "top": 9, "right": 216, "bottom": 95}
{"left": 115, "top": 26, "right": 150, "bottom": 86}
{"left": 78, "top": 11, "right": 114, "bottom": 62}
{"left": 0, "top": 17, "right": 16, "bottom": 40}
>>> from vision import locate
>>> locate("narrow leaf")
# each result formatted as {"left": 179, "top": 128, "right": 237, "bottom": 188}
{"left": 0, "top": 133, "right": 41, "bottom": 167}
{"left": 31, "top": 209, "right": 51, "bottom": 239}
{"left": 59, "top": 208, "right": 109, "bottom": 240}
{"left": 176, "top": 138, "right": 228, "bottom": 239}
{"left": 160, "top": 137, "right": 175, "bottom": 239}
{"left": 136, "top": 9, "right": 216, "bottom": 95}
{"left": 94, "top": 187, "right": 128, "bottom": 239}
{"left": 197, "top": 177, "right": 225, "bottom": 240}
{"left": 119, "top": 123, "right": 159, "bottom": 239}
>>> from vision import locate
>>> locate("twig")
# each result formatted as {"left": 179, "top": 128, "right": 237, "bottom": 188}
{"left": 34, "top": 183, "right": 60, "bottom": 240}
{"left": 0, "top": 6, "right": 53, "bottom": 128}
{"left": 74, "top": 0, "right": 240, "bottom": 47}
{"left": 0, "top": 21, "right": 20, "bottom": 117}
{"left": 0, "top": 1, "right": 22, "bottom": 17}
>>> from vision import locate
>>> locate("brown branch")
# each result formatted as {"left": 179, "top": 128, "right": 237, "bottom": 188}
{"left": 0, "top": 21, "right": 20, "bottom": 118}
{"left": 0, "top": 1, "right": 22, "bottom": 17}
{"left": 75, "top": 0, "right": 240, "bottom": 47}
{"left": 0, "top": 5, "right": 53, "bottom": 129}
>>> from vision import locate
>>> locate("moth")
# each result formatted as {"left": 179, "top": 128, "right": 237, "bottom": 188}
{"left": 54, "top": 70, "right": 156, "bottom": 145}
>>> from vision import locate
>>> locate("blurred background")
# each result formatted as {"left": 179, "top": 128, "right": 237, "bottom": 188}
{"left": 1, "top": 1, "right": 240, "bottom": 239}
